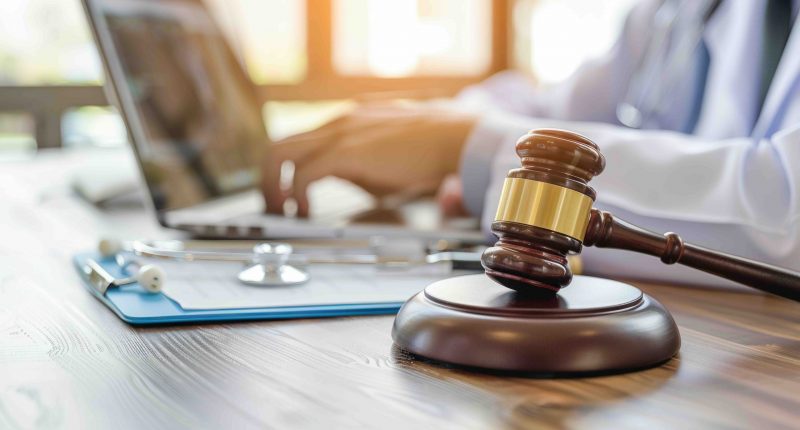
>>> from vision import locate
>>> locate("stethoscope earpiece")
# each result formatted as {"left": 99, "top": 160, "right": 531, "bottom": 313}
{"left": 98, "top": 238, "right": 124, "bottom": 258}
{"left": 135, "top": 264, "right": 165, "bottom": 293}
{"left": 90, "top": 239, "right": 166, "bottom": 294}
{"left": 83, "top": 258, "right": 165, "bottom": 296}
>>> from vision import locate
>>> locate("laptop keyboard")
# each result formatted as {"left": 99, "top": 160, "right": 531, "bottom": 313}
{"left": 217, "top": 177, "right": 376, "bottom": 238}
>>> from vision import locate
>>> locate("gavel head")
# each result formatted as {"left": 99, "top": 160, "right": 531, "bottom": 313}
{"left": 481, "top": 129, "right": 605, "bottom": 294}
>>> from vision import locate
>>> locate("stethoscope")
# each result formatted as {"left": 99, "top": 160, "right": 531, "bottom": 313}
{"left": 84, "top": 238, "right": 483, "bottom": 296}
{"left": 616, "top": 0, "right": 722, "bottom": 129}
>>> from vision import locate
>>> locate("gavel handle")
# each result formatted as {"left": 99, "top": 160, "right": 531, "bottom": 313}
{"left": 583, "top": 209, "right": 800, "bottom": 302}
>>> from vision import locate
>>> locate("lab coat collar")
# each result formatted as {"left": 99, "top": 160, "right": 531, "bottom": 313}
{"left": 696, "top": 0, "right": 761, "bottom": 139}
{"left": 753, "top": 14, "right": 800, "bottom": 139}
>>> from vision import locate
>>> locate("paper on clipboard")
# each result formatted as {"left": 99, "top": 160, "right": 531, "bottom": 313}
{"left": 156, "top": 259, "right": 463, "bottom": 310}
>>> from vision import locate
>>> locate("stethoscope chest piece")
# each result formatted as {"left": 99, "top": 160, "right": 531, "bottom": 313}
{"left": 238, "top": 243, "right": 310, "bottom": 286}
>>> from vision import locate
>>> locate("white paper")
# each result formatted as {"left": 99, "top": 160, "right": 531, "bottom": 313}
{"left": 155, "top": 259, "right": 463, "bottom": 310}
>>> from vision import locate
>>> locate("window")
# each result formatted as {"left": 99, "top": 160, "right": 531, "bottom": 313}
{"left": 62, "top": 106, "right": 127, "bottom": 148}
{"left": 0, "top": 0, "right": 637, "bottom": 151}
{"left": 206, "top": 0, "right": 307, "bottom": 84}
{"left": 0, "top": 113, "right": 36, "bottom": 158}
{"left": 333, "top": 0, "right": 492, "bottom": 77}
{"left": 513, "top": 0, "right": 638, "bottom": 84}
{"left": 0, "top": 0, "right": 102, "bottom": 85}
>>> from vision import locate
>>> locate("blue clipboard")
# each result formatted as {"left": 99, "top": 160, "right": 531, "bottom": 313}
{"left": 72, "top": 252, "right": 404, "bottom": 325}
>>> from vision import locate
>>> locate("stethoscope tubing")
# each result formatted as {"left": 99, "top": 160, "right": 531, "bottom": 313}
{"left": 617, "top": 0, "right": 722, "bottom": 129}
{"left": 131, "top": 241, "right": 483, "bottom": 270}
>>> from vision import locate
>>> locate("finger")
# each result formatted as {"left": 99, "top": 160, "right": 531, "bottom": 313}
{"left": 261, "top": 149, "right": 286, "bottom": 214}
{"left": 264, "top": 117, "right": 351, "bottom": 214}
{"left": 436, "top": 175, "right": 468, "bottom": 218}
{"left": 290, "top": 151, "right": 341, "bottom": 218}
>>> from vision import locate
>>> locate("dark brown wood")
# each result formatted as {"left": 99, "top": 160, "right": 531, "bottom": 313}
{"left": 482, "top": 221, "right": 579, "bottom": 293}
{"left": 514, "top": 128, "right": 605, "bottom": 193}
{"left": 2, "top": 149, "right": 800, "bottom": 428}
{"left": 482, "top": 129, "right": 605, "bottom": 293}
{"left": 393, "top": 274, "right": 680, "bottom": 374}
{"left": 584, "top": 209, "right": 800, "bottom": 302}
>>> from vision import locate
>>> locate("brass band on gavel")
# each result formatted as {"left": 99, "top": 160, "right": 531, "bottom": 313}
{"left": 494, "top": 177, "right": 594, "bottom": 242}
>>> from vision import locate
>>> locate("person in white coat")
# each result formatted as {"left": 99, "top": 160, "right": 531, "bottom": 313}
{"left": 262, "top": 0, "right": 800, "bottom": 288}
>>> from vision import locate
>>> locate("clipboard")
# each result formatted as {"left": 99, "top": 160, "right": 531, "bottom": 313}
{"left": 72, "top": 252, "right": 404, "bottom": 325}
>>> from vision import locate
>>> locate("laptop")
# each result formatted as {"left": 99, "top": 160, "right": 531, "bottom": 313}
{"left": 82, "top": 0, "right": 483, "bottom": 243}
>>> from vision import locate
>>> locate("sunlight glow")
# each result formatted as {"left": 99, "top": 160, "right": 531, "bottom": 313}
{"left": 205, "top": 0, "right": 306, "bottom": 84}
{"left": 0, "top": 0, "right": 101, "bottom": 84}
{"left": 528, "top": 0, "right": 638, "bottom": 84}
{"left": 334, "top": 0, "right": 491, "bottom": 77}
{"left": 366, "top": 0, "right": 419, "bottom": 77}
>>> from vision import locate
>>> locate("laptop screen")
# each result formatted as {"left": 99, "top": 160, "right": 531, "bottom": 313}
{"left": 87, "top": 0, "right": 265, "bottom": 211}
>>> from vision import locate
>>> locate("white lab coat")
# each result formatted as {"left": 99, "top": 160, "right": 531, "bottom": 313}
{"left": 458, "top": 0, "right": 800, "bottom": 289}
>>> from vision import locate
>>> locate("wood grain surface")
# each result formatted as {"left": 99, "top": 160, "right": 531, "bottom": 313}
{"left": 1, "top": 149, "right": 799, "bottom": 430}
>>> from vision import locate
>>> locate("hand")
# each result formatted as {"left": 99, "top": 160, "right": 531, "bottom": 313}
{"left": 436, "top": 174, "right": 470, "bottom": 218}
{"left": 261, "top": 102, "right": 477, "bottom": 216}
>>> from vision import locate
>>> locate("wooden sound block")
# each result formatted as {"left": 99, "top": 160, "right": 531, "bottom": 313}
{"left": 392, "top": 274, "right": 680, "bottom": 375}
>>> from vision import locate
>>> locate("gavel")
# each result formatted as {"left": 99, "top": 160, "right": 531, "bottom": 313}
{"left": 481, "top": 128, "right": 800, "bottom": 302}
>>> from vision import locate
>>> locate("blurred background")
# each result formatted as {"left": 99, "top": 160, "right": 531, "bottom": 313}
{"left": 0, "top": 0, "right": 637, "bottom": 158}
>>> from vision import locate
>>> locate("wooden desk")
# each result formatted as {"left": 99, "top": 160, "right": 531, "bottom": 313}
{"left": 1, "top": 150, "right": 798, "bottom": 429}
